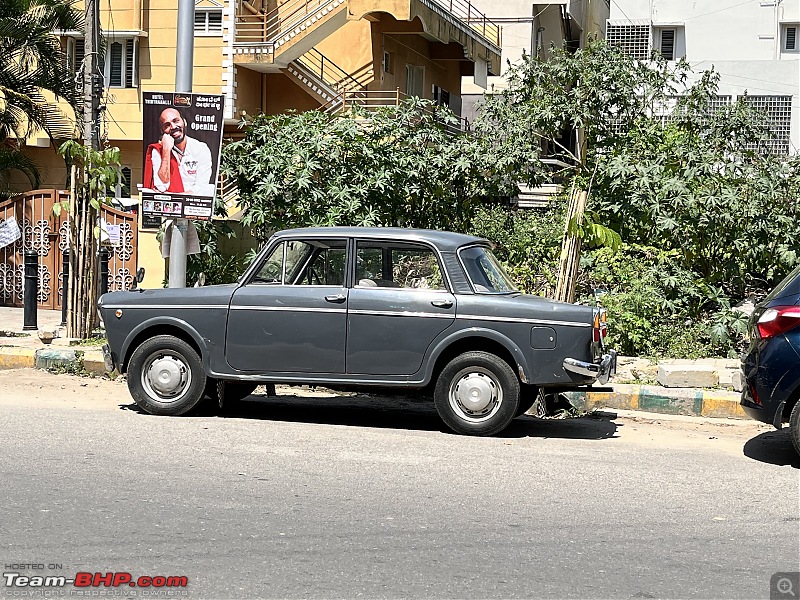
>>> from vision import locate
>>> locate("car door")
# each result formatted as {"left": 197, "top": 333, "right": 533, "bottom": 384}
{"left": 225, "top": 238, "right": 348, "bottom": 374}
{"left": 346, "top": 240, "right": 456, "bottom": 376}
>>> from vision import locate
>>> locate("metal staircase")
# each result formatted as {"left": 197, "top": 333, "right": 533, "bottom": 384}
{"left": 286, "top": 49, "right": 373, "bottom": 108}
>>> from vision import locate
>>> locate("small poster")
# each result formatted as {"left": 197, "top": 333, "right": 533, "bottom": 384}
{"left": 140, "top": 92, "right": 224, "bottom": 221}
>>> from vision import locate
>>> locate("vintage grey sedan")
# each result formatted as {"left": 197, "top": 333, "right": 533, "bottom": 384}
{"left": 100, "top": 227, "right": 615, "bottom": 436}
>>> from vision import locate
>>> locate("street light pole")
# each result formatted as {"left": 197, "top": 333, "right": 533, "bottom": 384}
{"left": 168, "top": 0, "right": 195, "bottom": 288}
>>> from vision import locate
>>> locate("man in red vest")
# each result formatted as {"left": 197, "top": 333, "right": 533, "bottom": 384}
{"left": 143, "top": 108, "right": 214, "bottom": 196}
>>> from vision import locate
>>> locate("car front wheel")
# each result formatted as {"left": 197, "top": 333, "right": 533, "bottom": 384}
{"left": 127, "top": 335, "right": 206, "bottom": 416}
{"left": 789, "top": 400, "right": 800, "bottom": 456}
{"left": 434, "top": 351, "right": 520, "bottom": 436}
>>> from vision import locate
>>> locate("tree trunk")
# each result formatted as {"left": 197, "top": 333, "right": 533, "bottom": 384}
{"left": 66, "top": 170, "right": 100, "bottom": 339}
{"left": 555, "top": 188, "right": 588, "bottom": 304}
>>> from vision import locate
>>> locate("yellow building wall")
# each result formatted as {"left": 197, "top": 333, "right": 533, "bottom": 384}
{"left": 265, "top": 73, "right": 321, "bottom": 114}
{"left": 370, "top": 16, "right": 462, "bottom": 102}
{"left": 235, "top": 67, "right": 265, "bottom": 118}
{"left": 315, "top": 20, "right": 374, "bottom": 81}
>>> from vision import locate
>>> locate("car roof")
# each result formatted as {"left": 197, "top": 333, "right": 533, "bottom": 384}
{"left": 272, "top": 226, "right": 489, "bottom": 252}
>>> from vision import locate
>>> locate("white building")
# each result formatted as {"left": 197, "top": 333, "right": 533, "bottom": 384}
{"left": 607, "top": 0, "right": 800, "bottom": 154}
{"left": 461, "top": 1, "right": 610, "bottom": 120}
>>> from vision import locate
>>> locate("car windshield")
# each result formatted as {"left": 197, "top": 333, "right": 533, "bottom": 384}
{"left": 459, "top": 246, "right": 518, "bottom": 294}
{"left": 764, "top": 263, "right": 800, "bottom": 302}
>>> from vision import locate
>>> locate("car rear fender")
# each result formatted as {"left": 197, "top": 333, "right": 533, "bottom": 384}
{"left": 423, "top": 328, "right": 532, "bottom": 386}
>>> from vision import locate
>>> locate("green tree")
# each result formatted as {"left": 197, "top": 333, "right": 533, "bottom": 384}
{"left": 221, "top": 98, "right": 518, "bottom": 245}
{"left": 0, "top": 0, "right": 82, "bottom": 192}
{"left": 57, "top": 140, "right": 121, "bottom": 339}
{"left": 476, "top": 41, "right": 799, "bottom": 357}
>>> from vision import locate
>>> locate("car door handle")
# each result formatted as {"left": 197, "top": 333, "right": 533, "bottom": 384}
{"left": 325, "top": 294, "right": 346, "bottom": 303}
{"left": 431, "top": 299, "right": 453, "bottom": 309}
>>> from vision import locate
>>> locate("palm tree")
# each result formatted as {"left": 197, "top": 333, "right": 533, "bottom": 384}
{"left": 0, "top": 0, "right": 83, "bottom": 190}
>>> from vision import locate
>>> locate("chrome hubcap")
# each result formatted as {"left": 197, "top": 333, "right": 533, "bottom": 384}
{"left": 142, "top": 353, "right": 191, "bottom": 402}
{"left": 449, "top": 368, "right": 503, "bottom": 423}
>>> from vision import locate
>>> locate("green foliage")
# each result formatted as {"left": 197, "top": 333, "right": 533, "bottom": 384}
{"left": 222, "top": 98, "right": 519, "bottom": 244}
{"left": 0, "top": 0, "right": 82, "bottom": 191}
{"left": 56, "top": 141, "right": 122, "bottom": 215}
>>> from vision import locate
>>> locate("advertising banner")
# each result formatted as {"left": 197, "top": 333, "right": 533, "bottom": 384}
{"left": 140, "top": 92, "right": 224, "bottom": 221}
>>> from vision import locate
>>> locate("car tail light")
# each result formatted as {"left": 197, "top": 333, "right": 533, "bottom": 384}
{"left": 749, "top": 385, "right": 762, "bottom": 406}
{"left": 593, "top": 308, "right": 608, "bottom": 343}
{"left": 755, "top": 306, "right": 800, "bottom": 339}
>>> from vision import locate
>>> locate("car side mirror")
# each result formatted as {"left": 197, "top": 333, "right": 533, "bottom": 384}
{"left": 131, "top": 267, "right": 146, "bottom": 290}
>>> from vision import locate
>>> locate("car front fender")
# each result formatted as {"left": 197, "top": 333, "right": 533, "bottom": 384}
{"left": 119, "top": 316, "right": 210, "bottom": 374}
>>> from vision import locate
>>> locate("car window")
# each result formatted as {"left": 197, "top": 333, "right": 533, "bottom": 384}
{"left": 459, "top": 246, "right": 518, "bottom": 294}
{"left": 252, "top": 242, "right": 284, "bottom": 283}
{"left": 290, "top": 240, "right": 347, "bottom": 286}
{"left": 356, "top": 242, "right": 446, "bottom": 290}
{"left": 252, "top": 240, "right": 315, "bottom": 284}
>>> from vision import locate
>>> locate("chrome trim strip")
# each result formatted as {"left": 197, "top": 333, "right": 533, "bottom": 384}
{"left": 456, "top": 314, "right": 591, "bottom": 327}
{"left": 103, "top": 304, "right": 228, "bottom": 310}
{"left": 230, "top": 306, "right": 347, "bottom": 314}
{"left": 350, "top": 309, "right": 453, "bottom": 319}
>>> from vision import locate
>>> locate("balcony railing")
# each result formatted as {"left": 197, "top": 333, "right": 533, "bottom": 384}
{"left": 235, "top": 0, "right": 342, "bottom": 44}
{"left": 324, "top": 90, "right": 470, "bottom": 135}
{"left": 428, "top": 0, "right": 501, "bottom": 47}
{"left": 235, "top": 0, "right": 500, "bottom": 49}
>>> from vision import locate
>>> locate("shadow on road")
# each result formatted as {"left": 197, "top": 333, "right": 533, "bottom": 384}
{"left": 743, "top": 429, "right": 800, "bottom": 468}
{"left": 122, "top": 392, "right": 619, "bottom": 440}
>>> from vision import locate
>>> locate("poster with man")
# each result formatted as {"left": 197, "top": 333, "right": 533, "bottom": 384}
{"left": 141, "top": 92, "right": 224, "bottom": 220}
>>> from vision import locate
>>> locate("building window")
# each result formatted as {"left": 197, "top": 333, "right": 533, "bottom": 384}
{"left": 739, "top": 95, "right": 793, "bottom": 155}
{"left": 65, "top": 37, "right": 85, "bottom": 77}
{"left": 657, "top": 28, "right": 675, "bottom": 60}
{"left": 382, "top": 51, "right": 392, "bottom": 74}
{"left": 104, "top": 38, "right": 139, "bottom": 88}
{"left": 195, "top": 9, "right": 223, "bottom": 34}
{"left": 405, "top": 65, "right": 424, "bottom": 98}
{"left": 117, "top": 166, "right": 132, "bottom": 198}
{"left": 606, "top": 22, "right": 650, "bottom": 61}
{"left": 783, "top": 25, "right": 798, "bottom": 51}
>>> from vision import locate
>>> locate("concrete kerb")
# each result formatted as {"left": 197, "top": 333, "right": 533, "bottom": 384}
{"left": 566, "top": 383, "right": 747, "bottom": 420}
{"left": 0, "top": 346, "right": 107, "bottom": 376}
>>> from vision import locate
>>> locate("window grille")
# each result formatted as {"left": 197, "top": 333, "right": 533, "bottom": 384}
{"left": 659, "top": 29, "right": 675, "bottom": 60}
{"left": 785, "top": 25, "right": 797, "bottom": 51}
{"left": 195, "top": 10, "right": 223, "bottom": 34}
{"left": 105, "top": 38, "right": 138, "bottom": 88}
{"left": 606, "top": 22, "right": 650, "bottom": 61}
{"left": 109, "top": 42, "right": 123, "bottom": 87}
{"left": 739, "top": 95, "right": 793, "bottom": 155}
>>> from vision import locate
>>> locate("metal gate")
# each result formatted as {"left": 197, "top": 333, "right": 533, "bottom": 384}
{"left": 0, "top": 189, "right": 138, "bottom": 310}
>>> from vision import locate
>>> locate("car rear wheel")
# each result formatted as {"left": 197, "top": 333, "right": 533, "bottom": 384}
{"left": 127, "top": 335, "right": 206, "bottom": 416}
{"left": 434, "top": 351, "right": 520, "bottom": 436}
{"left": 516, "top": 385, "right": 542, "bottom": 417}
{"left": 789, "top": 400, "right": 800, "bottom": 455}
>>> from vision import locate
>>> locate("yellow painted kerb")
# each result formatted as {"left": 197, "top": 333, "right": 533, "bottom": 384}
{"left": 0, "top": 348, "right": 36, "bottom": 370}
{"left": 584, "top": 388, "right": 640, "bottom": 411}
{"left": 701, "top": 392, "right": 747, "bottom": 418}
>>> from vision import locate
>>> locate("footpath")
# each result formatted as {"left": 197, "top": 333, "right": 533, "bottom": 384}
{"left": 0, "top": 306, "right": 746, "bottom": 420}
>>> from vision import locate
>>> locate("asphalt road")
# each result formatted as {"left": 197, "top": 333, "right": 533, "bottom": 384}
{"left": 0, "top": 369, "right": 798, "bottom": 599}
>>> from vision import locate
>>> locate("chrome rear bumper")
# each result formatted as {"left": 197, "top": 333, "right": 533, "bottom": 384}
{"left": 563, "top": 350, "right": 617, "bottom": 385}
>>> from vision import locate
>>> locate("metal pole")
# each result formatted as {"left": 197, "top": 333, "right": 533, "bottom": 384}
{"left": 99, "top": 248, "right": 109, "bottom": 296}
{"left": 23, "top": 250, "right": 38, "bottom": 331}
{"left": 84, "top": 0, "right": 100, "bottom": 150}
{"left": 61, "top": 250, "right": 69, "bottom": 326}
{"left": 169, "top": 0, "right": 195, "bottom": 289}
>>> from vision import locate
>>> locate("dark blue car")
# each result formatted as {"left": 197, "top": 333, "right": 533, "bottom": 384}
{"left": 741, "top": 264, "right": 800, "bottom": 454}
